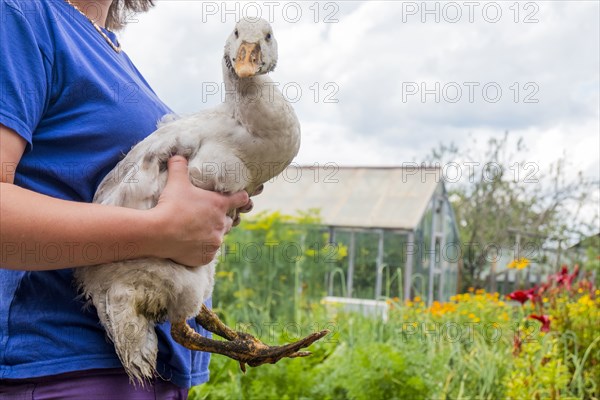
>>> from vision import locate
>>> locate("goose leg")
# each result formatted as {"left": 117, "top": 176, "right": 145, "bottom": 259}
{"left": 194, "top": 304, "right": 239, "bottom": 341}
{"left": 171, "top": 305, "right": 329, "bottom": 372}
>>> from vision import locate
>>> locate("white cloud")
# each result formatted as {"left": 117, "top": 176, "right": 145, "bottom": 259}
{"left": 119, "top": 0, "right": 599, "bottom": 182}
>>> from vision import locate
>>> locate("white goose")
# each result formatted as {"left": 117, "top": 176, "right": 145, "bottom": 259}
{"left": 74, "top": 18, "right": 327, "bottom": 385}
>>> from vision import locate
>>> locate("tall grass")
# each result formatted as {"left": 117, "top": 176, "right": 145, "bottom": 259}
{"left": 188, "top": 212, "right": 599, "bottom": 400}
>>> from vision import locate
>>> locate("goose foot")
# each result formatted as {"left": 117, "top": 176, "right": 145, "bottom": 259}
{"left": 171, "top": 304, "right": 329, "bottom": 372}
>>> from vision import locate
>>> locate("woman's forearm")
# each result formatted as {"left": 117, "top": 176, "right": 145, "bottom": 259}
{"left": 0, "top": 182, "right": 158, "bottom": 270}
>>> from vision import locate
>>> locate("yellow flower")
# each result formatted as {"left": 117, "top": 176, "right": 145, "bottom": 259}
{"left": 578, "top": 295, "right": 594, "bottom": 307}
{"left": 414, "top": 296, "right": 421, "bottom": 303}
{"left": 468, "top": 287, "right": 475, "bottom": 293}
{"left": 507, "top": 257, "right": 529, "bottom": 269}
{"left": 542, "top": 297, "right": 549, "bottom": 303}
{"left": 216, "top": 270, "right": 234, "bottom": 280}
{"left": 468, "top": 313, "right": 476, "bottom": 319}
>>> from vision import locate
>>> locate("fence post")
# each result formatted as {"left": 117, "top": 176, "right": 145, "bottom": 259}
{"left": 404, "top": 232, "right": 415, "bottom": 301}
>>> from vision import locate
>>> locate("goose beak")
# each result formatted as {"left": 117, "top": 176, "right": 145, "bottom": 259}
{"left": 234, "top": 41, "right": 262, "bottom": 78}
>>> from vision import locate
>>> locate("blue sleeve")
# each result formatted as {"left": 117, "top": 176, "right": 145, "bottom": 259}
{"left": 0, "top": 0, "right": 53, "bottom": 152}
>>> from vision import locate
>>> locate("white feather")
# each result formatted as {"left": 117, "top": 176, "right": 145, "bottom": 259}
{"left": 74, "top": 18, "right": 300, "bottom": 384}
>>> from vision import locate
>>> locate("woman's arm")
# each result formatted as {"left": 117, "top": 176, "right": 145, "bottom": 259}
{"left": 0, "top": 124, "right": 248, "bottom": 270}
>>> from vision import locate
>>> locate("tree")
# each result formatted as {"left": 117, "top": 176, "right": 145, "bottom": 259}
{"left": 428, "top": 132, "right": 598, "bottom": 291}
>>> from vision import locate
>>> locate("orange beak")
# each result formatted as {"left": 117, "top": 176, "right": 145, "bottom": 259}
{"left": 234, "top": 42, "right": 262, "bottom": 78}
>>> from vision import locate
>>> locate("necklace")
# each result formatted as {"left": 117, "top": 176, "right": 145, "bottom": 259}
{"left": 63, "top": 0, "right": 121, "bottom": 53}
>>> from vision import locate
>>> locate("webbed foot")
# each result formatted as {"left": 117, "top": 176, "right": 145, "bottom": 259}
{"left": 170, "top": 305, "right": 328, "bottom": 372}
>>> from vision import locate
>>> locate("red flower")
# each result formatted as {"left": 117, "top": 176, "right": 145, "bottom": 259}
{"left": 568, "top": 265, "right": 580, "bottom": 286}
{"left": 553, "top": 265, "right": 579, "bottom": 290}
{"left": 553, "top": 266, "right": 568, "bottom": 284}
{"left": 508, "top": 288, "right": 536, "bottom": 305}
{"left": 529, "top": 314, "right": 551, "bottom": 332}
{"left": 528, "top": 286, "right": 542, "bottom": 304}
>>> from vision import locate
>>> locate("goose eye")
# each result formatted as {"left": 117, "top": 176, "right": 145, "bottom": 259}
{"left": 234, "top": 29, "right": 239, "bottom": 38}
{"left": 266, "top": 33, "right": 272, "bottom": 40}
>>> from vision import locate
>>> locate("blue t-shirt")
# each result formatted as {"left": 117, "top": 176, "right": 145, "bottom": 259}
{"left": 0, "top": 0, "right": 210, "bottom": 387}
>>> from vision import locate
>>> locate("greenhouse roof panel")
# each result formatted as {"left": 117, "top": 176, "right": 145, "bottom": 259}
{"left": 251, "top": 166, "right": 443, "bottom": 230}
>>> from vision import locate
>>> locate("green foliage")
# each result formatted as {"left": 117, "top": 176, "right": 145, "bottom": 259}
{"left": 506, "top": 266, "right": 600, "bottom": 399}
{"left": 191, "top": 329, "right": 334, "bottom": 400}
{"left": 188, "top": 212, "right": 599, "bottom": 399}
{"left": 505, "top": 336, "right": 571, "bottom": 400}
{"left": 396, "top": 292, "right": 515, "bottom": 399}
{"left": 214, "top": 209, "right": 339, "bottom": 324}
{"left": 189, "top": 316, "right": 432, "bottom": 400}
{"left": 310, "top": 342, "right": 429, "bottom": 400}
{"left": 527, "top": 267, "right": 600, "bottom": 397}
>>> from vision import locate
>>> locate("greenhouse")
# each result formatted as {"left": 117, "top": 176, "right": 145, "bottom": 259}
{"left": 252, "top": 165, "right": 461, "bottom": 305}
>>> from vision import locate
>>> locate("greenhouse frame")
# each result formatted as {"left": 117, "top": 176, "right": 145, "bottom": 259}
{"left": 252, "top": 165, "right": 461, "bottom": 305}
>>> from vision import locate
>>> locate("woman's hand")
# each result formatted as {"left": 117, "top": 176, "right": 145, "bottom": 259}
{"left": 149, "top": 156, "right": 249, "bottom": 267}
{"left": 232, "top": 183, "right": 264, "bottom": 226}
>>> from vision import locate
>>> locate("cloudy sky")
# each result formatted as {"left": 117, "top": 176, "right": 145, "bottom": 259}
{"left": 119, "top": 1, "right": 599, "bottom": 188}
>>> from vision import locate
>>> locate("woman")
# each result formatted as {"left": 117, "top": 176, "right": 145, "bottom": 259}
{"left": 0, "top": 0, "right": 251, "bottom": 398}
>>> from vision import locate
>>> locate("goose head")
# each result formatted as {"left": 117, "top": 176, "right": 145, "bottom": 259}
{"left": 224, "top": 18, "right": 278, "bottom": 79}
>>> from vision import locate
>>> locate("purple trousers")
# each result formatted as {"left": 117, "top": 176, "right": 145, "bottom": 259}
{"left": 0, "top": 368, "right": 188, "bottom": 400}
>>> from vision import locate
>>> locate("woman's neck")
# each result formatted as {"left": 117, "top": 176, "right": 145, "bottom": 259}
{"left": 70, "top": 0, "right": 113, "bottom": 27}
